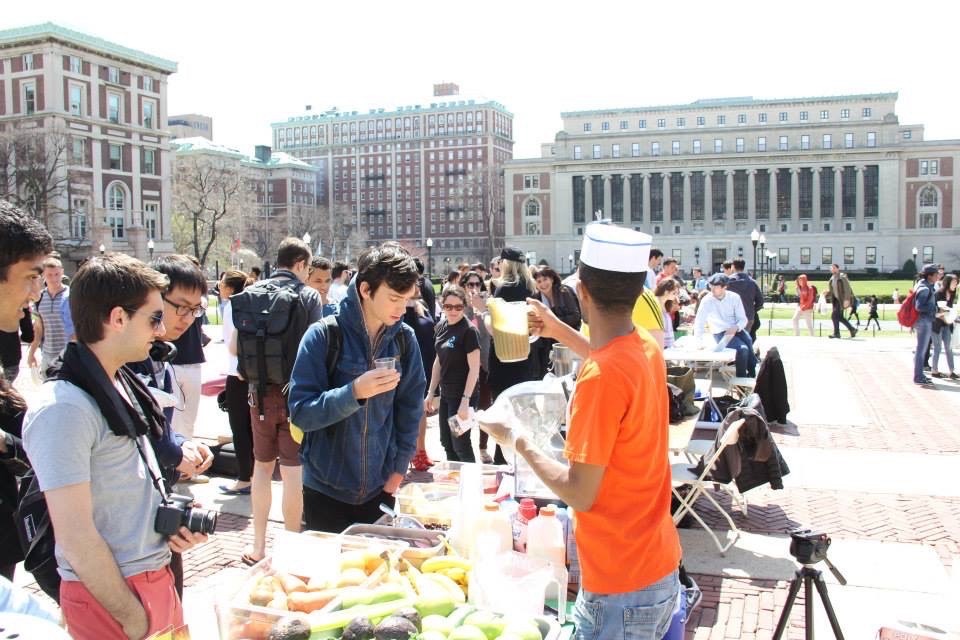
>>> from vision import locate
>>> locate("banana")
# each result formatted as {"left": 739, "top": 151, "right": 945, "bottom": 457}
{"left": 420, "top": 556, "right": 473, "bottom": 573}
{"left": 423, "top": 572, "right": 466, "bottom": 603}
{"left": 440, "top": 567, "right": 467, "bottom": 584}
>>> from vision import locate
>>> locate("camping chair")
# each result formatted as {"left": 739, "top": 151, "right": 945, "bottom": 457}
{"left": 683, "top": 436, "right": 750, "bottom": 517}
{"left": 672, "top": 418, "right": 745, "bottom": 555}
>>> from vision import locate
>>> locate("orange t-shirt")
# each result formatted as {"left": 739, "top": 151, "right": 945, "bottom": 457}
{"left": 564, "top": 329, "right": 681, "bottom": 594}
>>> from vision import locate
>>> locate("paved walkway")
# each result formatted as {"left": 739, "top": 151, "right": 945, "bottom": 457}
{"left": 12, "top": 331, "right": 960, "bottom": 639}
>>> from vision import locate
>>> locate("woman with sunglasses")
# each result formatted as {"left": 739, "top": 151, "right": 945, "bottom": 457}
{"left": 425, "top": 286, "right": 481, "bottom": 462}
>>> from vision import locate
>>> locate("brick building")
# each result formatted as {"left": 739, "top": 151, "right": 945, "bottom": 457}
{"left": 270, "top": 86, "right": 513, "bottom": 270}
{"left": 0, "top": 22, "right": 177, "bottom": 268}
{"left": 505, "top": 93, "right": 959, "bottom": 277}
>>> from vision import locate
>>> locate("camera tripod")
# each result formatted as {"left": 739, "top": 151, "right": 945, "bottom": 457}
{"left": 772, "top": 556, "right": 846, "bottom": 640}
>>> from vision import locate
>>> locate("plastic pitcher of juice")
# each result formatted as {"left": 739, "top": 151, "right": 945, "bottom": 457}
{"left": 469, "top": 550, "right": 566, "bottom": 624}
{"left": 487, "top": 299, "right": 538, "bottom": 363}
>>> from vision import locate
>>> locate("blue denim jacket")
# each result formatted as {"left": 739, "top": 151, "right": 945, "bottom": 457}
{"left": 288, "top": 280, "right": 425, "bottom": 504}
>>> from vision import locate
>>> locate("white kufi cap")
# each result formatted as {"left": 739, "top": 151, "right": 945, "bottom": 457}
{"left": 578, "top": 222, "right": 652, "bottom": 273}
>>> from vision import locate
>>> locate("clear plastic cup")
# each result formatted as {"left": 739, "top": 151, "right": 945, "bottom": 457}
{"left": 374, "top": 357, "right": 398, "bottom": 371}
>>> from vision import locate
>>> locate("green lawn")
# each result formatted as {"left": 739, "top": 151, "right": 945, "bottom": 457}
{"left": 785, "top": 279, "right": 912, "bottom": 299}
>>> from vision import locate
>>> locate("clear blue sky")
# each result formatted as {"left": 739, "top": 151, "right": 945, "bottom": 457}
{"left": 8, "top": 0, "right": 960, "bottom": 158}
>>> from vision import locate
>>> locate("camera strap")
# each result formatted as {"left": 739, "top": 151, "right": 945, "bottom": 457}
{"left": 116, "top": 373, "right": 173, "bottom": 507}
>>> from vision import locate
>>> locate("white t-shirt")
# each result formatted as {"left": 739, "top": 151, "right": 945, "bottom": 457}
{"left": 222, "top": 300, "right": 239, "bottom": 376}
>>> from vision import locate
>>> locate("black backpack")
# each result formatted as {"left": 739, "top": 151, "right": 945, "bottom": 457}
{"left": 231, "top": 275, "right": 311, "bottom": 419}
{"left": 14, "top": 469, "right": 60, "bottom": 601}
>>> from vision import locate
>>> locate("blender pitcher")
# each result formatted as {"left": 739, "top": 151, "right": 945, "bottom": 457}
{"left": 487, "top": 299, "right": 538, "bottom": 363}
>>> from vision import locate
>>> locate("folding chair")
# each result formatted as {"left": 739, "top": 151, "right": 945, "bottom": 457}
{"left": 683, "top": 437, "right": 749, "bottom": 517}
{"left": 672, "top": 418, "right": 744, "bottom": 555}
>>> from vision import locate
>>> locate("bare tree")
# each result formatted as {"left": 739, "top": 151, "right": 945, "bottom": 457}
{"left": 0, "top": 126, "right": 70, "bottom": 228}
{"left": 313, "top": 202, "right": 369, "bottom": 262}
{"left": 172, "top": 155, "right": 254, "bottom": 267}
{"left": 451, "top": 162, "right": 504, "bottom": 263}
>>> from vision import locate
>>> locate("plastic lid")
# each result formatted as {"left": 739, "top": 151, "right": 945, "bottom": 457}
{"left": 539, "top": 504, "right": 557, "bottom": 517}
{"left": 519, "top": 498, "right": 536, "bottom": 507}
{"left": 483, "top": 501, "right": 500, "bottom": 512}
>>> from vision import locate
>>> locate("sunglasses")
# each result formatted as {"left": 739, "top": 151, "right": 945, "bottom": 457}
{"left": 442, "top": 303, "right": 465, "bottom": 311}
{"left": 465, "top": 281, "right": 482, "bottom": 288}
{"left": 163, "top": 295, "right": 206, "bottom": 318}
{"left": 124, "top": 307, "right": 165, "bottom": 330}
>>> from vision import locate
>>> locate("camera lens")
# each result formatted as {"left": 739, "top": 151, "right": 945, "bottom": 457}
{"left": 185, "top": 507, "right": 218, "bottom": 535}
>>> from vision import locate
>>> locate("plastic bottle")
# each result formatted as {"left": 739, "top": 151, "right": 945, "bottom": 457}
{"left": 453, "top": 463, "right": 485, "bottom": 557}
{"left": 472, "top": 501, "right": 513, "bottom": 560}
{"left": 513, "top": 498, "right": 538, "bottom": 552}
{"left": 526, "top": 504, "right": 567, "bottom": 599}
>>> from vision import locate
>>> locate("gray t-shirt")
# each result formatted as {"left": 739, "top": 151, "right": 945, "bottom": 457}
{"left": 23, "top": 381, "right": 171, "bottom": 581}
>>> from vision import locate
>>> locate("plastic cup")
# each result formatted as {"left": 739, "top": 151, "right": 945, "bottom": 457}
{"left": 374, "top": 357, "right": 398, "bottom": 371}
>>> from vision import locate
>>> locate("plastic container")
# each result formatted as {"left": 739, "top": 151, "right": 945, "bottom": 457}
{"left": 469, "top": 551, "right": 567, "bottom": 624}
{"left": 513, "top": 498, "right": 538, "bottom": 552}
{"left": 526, "top": 504, "right": 566, "bottom": 598}
{"left": 452, "top": 463, "right": 485, "bottom": 557}
{"left": 472, "top": 501, "right": 513, "bottom": 560}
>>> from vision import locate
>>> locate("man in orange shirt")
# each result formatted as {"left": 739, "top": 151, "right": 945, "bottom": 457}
{"left": 480, "top": 222, "right": 681, "bottom": 639}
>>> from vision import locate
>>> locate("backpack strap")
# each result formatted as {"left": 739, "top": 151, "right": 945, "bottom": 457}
{"left": 322, "top": 315, "right": 342, "bottom": 377}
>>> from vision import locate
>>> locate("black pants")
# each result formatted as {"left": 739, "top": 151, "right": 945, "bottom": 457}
{"left": 226, "top": 375, "right": 254, "bottom": 482}
{"left": 749, "top": 315, "right": 761, "bottom": 343}
{"left": 438, "top": 395, "right": 476, "bottom": 463}
{"left": 303, "top": 485, "right": 395, "bottom": 534}
{"left": 831, "top": 303, "right": 856, "bottom": 336}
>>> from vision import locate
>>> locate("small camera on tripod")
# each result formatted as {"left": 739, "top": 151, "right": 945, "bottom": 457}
{"left": 789, "top": 528, "right": 831, "bottom": 565}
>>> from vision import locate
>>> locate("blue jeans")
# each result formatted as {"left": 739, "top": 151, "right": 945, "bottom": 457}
{"left": 714, "top": 331, "right": 757, "bottom": 377}
{"left": 914, "top": 317, "right": 933, "bottom": 382}
{"left": 574, "top": 570, "right": 679, "bottom": 640}
{"left": 932, "top": 324, "right": 955, "bottom": 374}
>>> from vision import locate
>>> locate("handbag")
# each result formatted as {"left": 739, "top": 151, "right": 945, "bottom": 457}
{"left": 216, "top": 389, "right": 228, "bottom": 412}
{"left": 666, "top": 366, "right": 698, "bottom": 416}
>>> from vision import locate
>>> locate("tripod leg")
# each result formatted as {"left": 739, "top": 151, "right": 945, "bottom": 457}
{"left": 772, "top": 572, "right": 804, "bottom": 640}
{"left": 812, "top": 571, "right": 845, "bottom": 640}
{"left": 805, "top": 575, "right": 815, "bottom": 640}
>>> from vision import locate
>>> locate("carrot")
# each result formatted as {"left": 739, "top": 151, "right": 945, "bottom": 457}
{"left": 287, "top": 588, "right": 340, "bottom": 613}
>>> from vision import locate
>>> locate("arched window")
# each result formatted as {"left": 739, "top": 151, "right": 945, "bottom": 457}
{"left": 524, "top": 199, "right": 542, "bottom": 235}
{"left": 918, "top": 185, "right": 939, "bottom": 229}
{"left": 107, "top": 183, "right": 126, "bottom": 239}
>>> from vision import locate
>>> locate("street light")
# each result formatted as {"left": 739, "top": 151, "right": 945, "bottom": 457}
{"left": 426, "top": 238, "right": 433, "bottom": 281}
{"left": 568, "top": 253, "right": 574, "bottom": 274}
{"left": 147, "top": 238, "right": 154, "bottom": 261}
{"left": 758, "top": 233, "right": 767, "bottom": 291}
{"left": 99, "top": 243, "right": 105, "bottom": 256}
{"left": 750, "top": 228, "right": 760, "bottom": 279}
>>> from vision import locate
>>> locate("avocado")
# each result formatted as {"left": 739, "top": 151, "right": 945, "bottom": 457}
{"left": 267, "top": 615, "right": 311, "bottom": 640}
{"left": 373, "top": 615, "right": 419, "bottom": 640}
{"left": 342, "top": 616, "right": 376, "bottom": 640}
{"left": 393, "top": 607, "right": 422, "bottom": 632}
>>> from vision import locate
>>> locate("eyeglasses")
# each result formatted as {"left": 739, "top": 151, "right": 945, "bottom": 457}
{"left": 442, "top": 303, "right": 465, "bottom": 311}
{"left": 163, "top": 296, "right": 205, "bottom": 318}
{"left": 124, "top": 307, "right": 165, "bottom": 330}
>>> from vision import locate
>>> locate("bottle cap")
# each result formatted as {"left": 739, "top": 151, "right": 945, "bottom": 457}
{"left": 540, "top": 504, "right": 557, "bottom": 517}
{"left": 483, "top": 501, "right": 500, "bottom": 512}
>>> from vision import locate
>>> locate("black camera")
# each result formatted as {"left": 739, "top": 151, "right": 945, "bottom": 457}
{"left": 154, "top": 494, "right": 218, "bottom": 536}
{"left": 789, "top": 528, "right": 831, "bottom": 565}
{"left": 149, "top": 340, "right": 178, "bottom": 363}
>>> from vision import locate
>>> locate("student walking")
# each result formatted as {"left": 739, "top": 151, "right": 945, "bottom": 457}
{"left": 864, "top": 295, "right": 881, "bottom": 331}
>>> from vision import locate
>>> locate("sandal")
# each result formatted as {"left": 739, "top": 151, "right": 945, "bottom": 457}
{"left": 219, "top": 483, "right": 251, "bottom": 496}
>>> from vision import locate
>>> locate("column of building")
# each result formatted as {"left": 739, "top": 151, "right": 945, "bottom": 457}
{"left": 623, "top": 175, "right": 631, "bottom": 222}
{"left": 603, "top": 174, "right": 612, "bottom": 219}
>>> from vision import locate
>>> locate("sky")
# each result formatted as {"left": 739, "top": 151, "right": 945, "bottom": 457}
{"left": 8, "top": 0, "right": 960, "bottom": 159}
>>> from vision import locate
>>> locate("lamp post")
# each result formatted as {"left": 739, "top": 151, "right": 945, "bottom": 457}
{"left": 426, "top": 238, "right": 433, "bottom": 281}
{"left": 694, "top": 246, "right": 701, "bottom": 267}
{"left": 750, "top": 228, "right": 759, "bottom": 279}
{"left": 767, "top": 250, "right": 777, "bottom": 297}
{"left": 99, "top": 243, "right": 105, "bottom": 256}
{"left": 568, "top": 253, "right": 574, "bottom": 275}
{"left": 147, "top": 238, "right": 154, "bottom": 261}
{"left": 758, "top": 233, "right": 766, "bottom": 292}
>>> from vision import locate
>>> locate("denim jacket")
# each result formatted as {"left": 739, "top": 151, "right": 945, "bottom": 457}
{"left": 288, "top": 280, "right": 425, "bottom": 504}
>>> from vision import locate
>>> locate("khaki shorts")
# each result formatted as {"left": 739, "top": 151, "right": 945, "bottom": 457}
{"left": 249, "top": 385, "right": 301, "bottom": 466}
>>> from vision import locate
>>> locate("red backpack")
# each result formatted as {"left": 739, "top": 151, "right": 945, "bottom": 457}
{"left": 897, "top": 289, "right": 919, "bottom": 328}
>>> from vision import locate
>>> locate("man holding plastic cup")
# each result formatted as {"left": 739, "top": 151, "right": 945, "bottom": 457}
{"left": 478, "top": 223, "right": 681, "bottom": 639}
{"left": 289, "top": 244, "right": 425, "bottom": 533}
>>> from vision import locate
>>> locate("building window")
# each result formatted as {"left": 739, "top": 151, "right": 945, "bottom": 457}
{"left": 107, "top": 93, "right": 121, "bottom": 124}
{"left": 619, "top": 120, "right": 628, "bottom": 129}
{"left": 144, "top": 203, "right": 158, "bottom": 239}
{"left": 143, "top": 149, "right": 156, "bottom": 174}
{"left": 712, "top": 170, "right": 726, "bottom": 219}
{"left": 820, "top": 166, "right": 834, "bottom": 218}
{"left": 863, "top": 165, "right": 879, "bottom": 216}
{"left": 798, "top": 168, "right": 813, "bottom": 218}
{"left": 651, "top": 142, "right": 660, "bottom": 156}
{"left": 573, "top": 145, "right": 582, "bottom": 160}
{"left": 671, "top": 141, "right": 680, "bottom": 155}
{"left": 69, "top": 55, "right": 81, "bottom": 73}
{"left": 109, "top": 144, "right": 122, "bottom": 170}
{"left": 919, "top": 185, "right": 938, "bottom": 228}
{"left": 923, "top": 246, "right": 934, "bottom": 263}
{"left": 737, "top": 114, "right": 747, "bottom": 124}
{"left": 758, "top": 112, "right": 768, "bottom": 123}
{"left": 842, "top": 166, "right": 856, "bottom": 217}
{"left": 631, "top": 143, "right": 640, "bottom": 157}
{"left": 800, "top": 247, "right": 811, "bottom": 264}
{"left": 867, "top": 132, "right": 876, "bottom": 147}
{"left": 755, "top": 168, "right": 769, "bottom": 219}
{"left": 779, "top": 248, "right": 789, "bottom": 265}
{"left": 107, "top": 184, "right": 125, "bottom": 238}
{"left": 649, "top": 173, "right": 663, "bottom": 222}
{"left": 800, "top": 111, "right": 809, "bottom": 122}
{"left": 818, "top": 110, "right": 828, "bottom": 121}
{"left": 524, "top": 200, "right": 542, "bottom": 235}
{"left": 865, "top": 246, "right": 876, "bottom": 265}
{"left": 68, "top": 84, "right": 83, "bottom": 116}
{"left": 592, "top": 144, "right": 601, "bottom": 159}
{"left": 696, "top": 116, "right": 705, "bottom": 126}
{"left": 23, "top": 54, "right": 35, "bottom": 70}
{"left": 70, "top": 197, "right": 88, "bottom": 238}
{"left": 676, "top": 117, "right": 686, "bottom": 128}
{"left": 843, "top": 246, "right": 854, "bottom": 265}
{"left": 844, "top": 133, "right": 854, "bottom": 148}
{"left": 108, "top": 66, "right": 120, "bottom": 84}
{"left": 143, "top": 101, "right": 155, "bottom": 129}
{"left": 23, "top": 82, "right": 36, "bottom": 115}
{"left": 717, "top": 115, "right": 726, "bottom": 125}
{"left": 779, "top": 111, "right": 789, "bottom": 122}
{"left": 777, "top": 169, "right": 791, "bottom": 218}
{"left": 779, "top": 136, "right": 788, "bottom": 151}
{"left": 862, "top": 107, "right": 872, "bottom": 118}
{"left": 714, "top": 139, "right": 723, "bottom": 153}
{"left": 143, "top": 76, "right": 153, "bottom": 92}
{"left": 822, "top": 134, "right": 832, "bottom": 149}
{"left": 583, "top": 122, "right": 591, "bottom": 132}
{"left": 638, "top": 119, "right": 646, "bottom": 129}
{"left": 733, "top": 170, "right": 748, "bottom": 219}
{"left": 840, "top": 108, "right": 850, "bottom": 120}
{"left": 612, "top": 143, "right": 621, "bottom": 158}
{"left": 903, "top": 130, "right": 912, "bottom": 140}
{"left": 657, "top": 118, "right": 666, "bottom": 129}
{"left": 71, "top": 137, "right": 86, "bottom": 165}
{"left": 736, "top": 138, "right": 744, "bottom": 153}
{"left": 692, "top": 139, "right": 701, "bottom": 154}
{"left": 524, "top": 175, "right": 540, "bottom": 189}
{"left": 822, "top": 247, "right": 832, "bottom": 265}
{"left": 800, "top": 134, "right": 810, "bottom": 150}
{"left": 601, "top": 121, "right": 610, "bottom": 131}
{"left": 919, "top": 159, "right": 939, "bottom": 176}
{"left": 690, "top": 172, "right": 705, "bottom": 220}
{"left": 757, "top": 136, "right": 766, "bottom": 152}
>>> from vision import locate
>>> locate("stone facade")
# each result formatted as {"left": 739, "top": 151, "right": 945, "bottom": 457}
{"left": 505, "top": 93, "right": 959, "bottom": 275}
{"left": 0, "top": 22, "right": 177, "bottom": 269}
